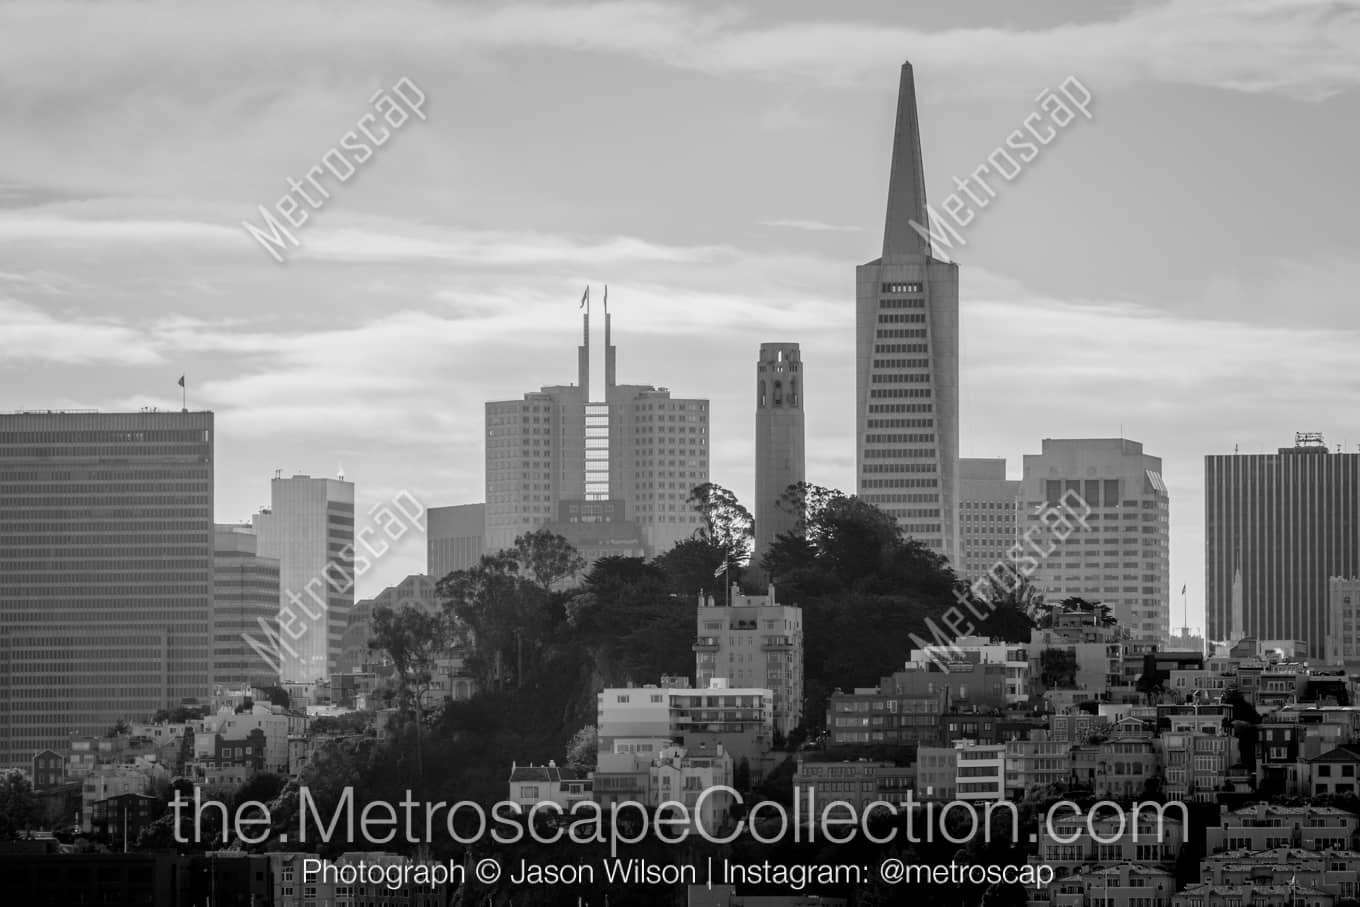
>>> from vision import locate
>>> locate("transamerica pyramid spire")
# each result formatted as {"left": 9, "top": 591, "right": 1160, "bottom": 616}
{"left": 881, "top": 62, "right": 932, "bottom": 260}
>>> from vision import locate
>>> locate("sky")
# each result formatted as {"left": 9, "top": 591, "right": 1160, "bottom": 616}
{"left": 2, "top": 0, "right": 1359, "bottom": 631}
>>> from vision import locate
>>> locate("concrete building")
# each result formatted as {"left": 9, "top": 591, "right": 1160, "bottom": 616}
{"left": 915, "top": 746, "right": 958, "bottom": 800}
{"left": 855, "top": 62, "right": 959, "bottom": 563}
{"left": 688, "top": 887, "right": 847, "bottom": 907}
{"left": 0, "top": 410, "right": 215, "bottom": 768}
{"left": 953, "top": 741, "right": 1007, "bottom": 801}
{"left": 426, "top": 503, "right": 484, "bottom": 581}
{"left": 506, "top": 761, "right": 592, "bottom": 809}
{"left": 1326, "top": 576, "right": 1360, "bottom": 666}
{"left": 793, "top": 759, "right": 914, "bottom": 814}
{"left": 1037, "top": 806, "right": 1184, "bottom": 875}
{"left": 212, "top": 523, "right": 281, "bottom": 690}
{"left": 1173, "top": 883, "right": 1334, "bottom": 907}
{"left": 1045, "top": 865, "right": 1176, "bottom": 907}
{"left": 1005, "top": 730, "right": 1069, "bottom": 797}
{"left": 694, "top": 586, "right": 803, "bottom": 737}
{"left": 1021, "top": 438, "right": 1170, "bottom": 641}
{"left": 485, "top": 297, "right": 709, "bottom": 558}
{"left": 957, "top": 458, "right": 1019, "bottom": 581}
{"left": 596, "top": 679, "right": 774, "bottom": 768}
{"left": 1307, "top": 743, "right": 1360, "bottom": 797}
{"left": 268, "top": 852, "right": 445, "bottom": 907}
{"left": 909, "top": 635, "right": 1029, "bottom": 704}
{"left": 252, "top": 474, "right": 355, "bottom": 683}
{"left": 1199, "top": 847, "right": 1360, "bottom": 902}
{"left": 753, "top": 342, "right": 806, "bottom": 572}
{"left": 1205, "top": 434, "right": 1360, "bottom": 656}
{"left": 1205, "top": 804, "right": 1358, "bottom": 854}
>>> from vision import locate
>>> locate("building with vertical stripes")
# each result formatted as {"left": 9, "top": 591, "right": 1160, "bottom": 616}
{"left": 211, "top": 523, "right": 280, "bottom": 690}
{"left": 0, "top": 410, "right": 214, "bottom": 768}
{"left": 855, "top": 61, "right": 960, "bottom": 563}
{"left": 1206, "top": 434, "right": 1360, "bottom": 657}
{"left": 252, "top": 474, "right": 354, "bottom": 684}
{"left": 426, "top": 503, "right": 485, "bottom": 581}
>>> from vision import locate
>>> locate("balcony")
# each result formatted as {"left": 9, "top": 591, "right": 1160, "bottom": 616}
{"left": 762, "top": 636, "right": 795, "bottom": 651}
{"left": 693, "top": 636, "right": 720, "bottom": 651}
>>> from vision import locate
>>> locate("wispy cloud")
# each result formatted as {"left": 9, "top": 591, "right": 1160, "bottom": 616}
{"left": 1, "top": 1, "right": 1352, "bottom": 104}
{"left": 761, "top": 218, "right": 862, "bottom": 233}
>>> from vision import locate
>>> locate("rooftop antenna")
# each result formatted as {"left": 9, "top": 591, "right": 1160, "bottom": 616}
{"left": 338, "top": 462, "right": 345, "bottom": 481}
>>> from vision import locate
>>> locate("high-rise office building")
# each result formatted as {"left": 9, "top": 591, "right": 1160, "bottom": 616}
{"left": 0, "top": 411, "right": 214, "bottom": 767}
{"left": 427, "top": 503, "right": 485, "bottom": 581}
{"left": 212, "top": 524, "right": 281, "bottom": 690}
{"left": 753, "top": 343, "right": 806, "bottom": 572}
{"left": 485, "top": 298, "right": 709, "bottom": 558}
{"left": 1021, "top": 438, "right": 1170, "bottom": 641}
{"left": 1206, "top": 434, "right": 1360, "bottom": 656}
{"left": 856, "top": 62, "right": 960, "bottom": 563}
{"left": 958, "top": 458, "right": 1020, "bottom": 581}
{"left": 252, "top": 474, "right": 354, "bottom": 683}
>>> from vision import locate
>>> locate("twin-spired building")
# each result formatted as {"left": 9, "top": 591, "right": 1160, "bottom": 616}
{"left": 485, "top": 300, "right": 709, "bottom": 558}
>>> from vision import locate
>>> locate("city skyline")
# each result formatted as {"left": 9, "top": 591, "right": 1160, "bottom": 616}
{"left": 4, "top": 2, "right": 1360, "bottom": 634}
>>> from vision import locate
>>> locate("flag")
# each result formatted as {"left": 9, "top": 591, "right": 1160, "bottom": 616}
{"left": 713, "top": 561, "right": 727, "bottom": 578}
{"left": 177, "top": 375, "right": 185, "bottom": 388}
{"left": 1181, "top": 584, "right": 1187, "bottom": 595}
{"left": 579, "top": 286, "right": 589, "bottom": 309}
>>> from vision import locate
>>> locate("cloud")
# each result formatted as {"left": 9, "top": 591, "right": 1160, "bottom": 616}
{"left": 762, "top": 218, "right": 862, "bottom": 233}
{"left": 0, "top": 297, "right": 164, "bottom": 366}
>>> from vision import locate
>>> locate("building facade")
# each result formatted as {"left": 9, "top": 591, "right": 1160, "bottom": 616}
{"left": 211, "top": 523, "right": 280, "bottom": 691}
{"left": 1022, "top": 438, "right": 1170, "bottom": 641}
{"left": 753, "top": 342, "right": 806, "bottom": 571}
{"left": 1326, "top": 577, "right": 1360, "bottom": 665}
{"left": 426, "top": 503, "right": 484, "bottom": 581}
{"left": 694, "top": 586, "right": 803, "bottom": 737}
{"left": 957, "top": 458, "right": 1019, "bottom": 581}
{"left": 855, "top": 62, "right": 960, "bottom": 563}
{"left": 0, "top": 410, "right": 215, "bottom": 768}
{"left": 485, "top": 300, "right": 709, "bottom": 558}
{"left": 1205, "top": 435, "right": 1360, "bottom": 656}
{"left": 252, "top": 474, "right": 355, "bottom": 683}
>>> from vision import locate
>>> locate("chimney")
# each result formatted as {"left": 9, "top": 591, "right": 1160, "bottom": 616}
{"left": 768, "top": 582, "right": 776, "bottom": 604}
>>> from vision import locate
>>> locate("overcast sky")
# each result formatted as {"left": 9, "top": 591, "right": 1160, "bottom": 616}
{"left": 3, "top": 1, "right": 1358, "bottom": 631}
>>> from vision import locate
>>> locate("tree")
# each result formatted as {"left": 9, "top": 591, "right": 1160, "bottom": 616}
{"left": 565, "top": 726, "right": 598, "bottom": 772}
{"left": 686, "top": 482, "right": 755, "bottom": 566}
{"left": 259, "top": 685, "right": 291, "bottom": 708}
{"left": 513, "top": 529, "right": 586, "bottom": 590}
{"left": 0, "top": 769, "right": 38, "bottom": 839}
{"left": 1039, "top": 649, "right": 1079, "bottom": 689}
{"left": 653, "top": 537, "right": 728, "bottom": 599}
{"left": 437, "top": 551, "right": 553, "bottom": 690}
{"left": 966, "top": 574, "right": 1042, "bottom": 643}
{"left": 105, "top": 718, "right": 130, "bottom": 737}
{"left": 368, "top": 604, "right": 447, "bottom": 714}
